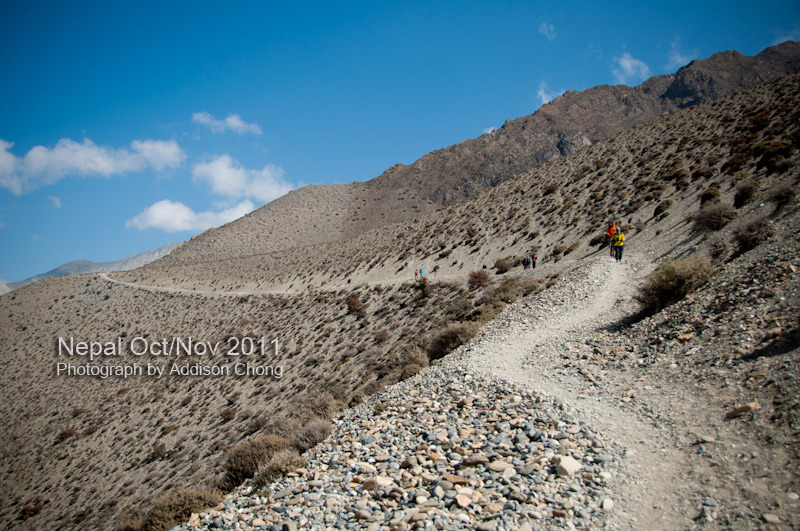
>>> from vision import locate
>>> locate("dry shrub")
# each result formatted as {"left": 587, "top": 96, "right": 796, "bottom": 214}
{"left": 490, "top": 276, "right": 545, "bottom": 304}
{"left": 21, "top": 503, "right": 43, "bottom": 521}
{"left": 221, "top": 434, "right": 288, "bottom": 490}
{"left": 56, "top": 427, "right": 76, "bottom": 443}
{"left": 253, "top": 449, "right": 307, "bottom": 489}
{"left": 733, "top": 217, "right": 774, "bottom": 256}
{"left": 692, "top": 203, "right": 737, "bottom": 232}
{"left": 589, "top": 234, "right": 606, "bottom": 247}
{"left": 397, "top": 347, "right": 429, "bottom": 379}
{"left": 291, "top": 390, "right": 343, "bottom": 422}
{"left": 374, "top": 329, "right": 390, "bottom": 343}
{"left": 635, "top": 256, "right": 715, "bottom": 315}
{"left": 767, "top": 183, "right": 796, "bottom": 212}
{"left": 733, "top": 181, "right": 760, "bottom": 208}
{"left": 654, "top": 199, "right": 673, "bottom": 217}
{"left": 220, "top": 408, "right": 236, "bottom": 422}
{"left": 425, "top": 322, "right": 481, "bottom": 361}
{"left": 115, "top": 511, "right": 143, "bottom": 531}
{"left": 494, "top": 257, "right": 513, "bottom": 274}
{"left": 141, "top": 488, "right": 222, "bottom": 531}
{"left": 699, "top": 184, "right": 721, "bottom": 205}
{"left": 290, "top": 417, "right": 332, "bottom": 452}
{"left": 468, "top": 270, "right": 492, "bottom": 290}
{"left": 346, "top": 295, "right": 363, "bottom": 314}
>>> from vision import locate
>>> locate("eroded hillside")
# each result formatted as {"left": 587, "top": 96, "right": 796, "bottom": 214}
{"left": 0, "top": 69, "right": 798, "bottom": 530}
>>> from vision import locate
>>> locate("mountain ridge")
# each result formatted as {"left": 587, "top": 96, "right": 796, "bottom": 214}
{"left": 3, "top": 242, "right": 180, "bottom": 292}
{"left": 155, "top": 41, "right": 800, "bottom": 267}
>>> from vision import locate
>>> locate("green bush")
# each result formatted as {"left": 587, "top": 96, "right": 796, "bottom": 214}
{"left": 635, "top": 257, "right": 715, "bottom": 315}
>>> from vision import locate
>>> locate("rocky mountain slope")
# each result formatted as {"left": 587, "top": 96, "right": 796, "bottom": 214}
{"left": 5, "top": 242, "right": 180, "bottom": 292}
{"left": 0, "top": 68, "right": 798, "bottom": 530}
{"left": 157, "top": 41, "right": 800, "bottom": 266}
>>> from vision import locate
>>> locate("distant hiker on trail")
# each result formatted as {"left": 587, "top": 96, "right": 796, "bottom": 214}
{"left": 605, "top": 221, "right": 617, "bottom": 257}
{"left": 522, "top": 256, "right": 530, "bottom": 270}
{"left": 612, "top": 227, "right": 625, "bottom": 262}
{"left": 433, "top": 265, "right": 439, "bottom": 278}
{"left": 420, "top": 268, "right": 424, "bottom": 276}
{"left": 532, "top": 254, "right": 537, "bottom": 269}
{"left": 414, "top": 269, "right": 419, "bottom": 279}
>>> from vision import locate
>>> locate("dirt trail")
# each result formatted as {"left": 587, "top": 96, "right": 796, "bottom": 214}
{"left": 462, "top": 253, "right": 691, "bottom": 529}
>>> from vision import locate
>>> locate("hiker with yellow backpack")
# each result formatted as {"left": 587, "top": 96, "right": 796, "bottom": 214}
{"left": 612, "top": 226, "right": 625, "bottom": 262}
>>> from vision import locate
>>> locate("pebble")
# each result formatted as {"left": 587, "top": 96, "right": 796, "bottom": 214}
{"left": 174, "top": 365, "right": 617, "bottom": 530}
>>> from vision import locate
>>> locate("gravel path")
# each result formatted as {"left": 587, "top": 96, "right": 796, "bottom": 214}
{"left": 172, "top": 252, "right": 696, "bottom": 530}
{"left": 458, "top": 254, "right": 686, "bottom": 529}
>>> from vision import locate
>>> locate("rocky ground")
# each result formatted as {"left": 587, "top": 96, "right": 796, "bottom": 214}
{"left": 173, "top": 226, "right": 800, "bottom": 530}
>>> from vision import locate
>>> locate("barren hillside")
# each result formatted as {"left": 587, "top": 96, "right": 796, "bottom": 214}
{"left": 0, "top": 69, "right": 798, "bottom": 530}
{"left": 158, "top": 41, "right": 800, "bottom": 266}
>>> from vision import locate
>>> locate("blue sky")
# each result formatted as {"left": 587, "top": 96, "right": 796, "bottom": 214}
{"left": 1, "top": 1, "right": 798, "bottom": 283}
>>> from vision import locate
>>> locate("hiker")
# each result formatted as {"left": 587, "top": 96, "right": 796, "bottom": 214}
{"left": 414, "top": 269, "right": 419, "bottom": 279}
{"left": 433, "top": 265, "right": 439, "bottom": 278}
{"left": 522, "top": 256, "right": 530, "bottom": 270}
{"left": 532, "top": 254, "right": 537, "bottom": 269}
{"left": 605, "top": 221, "right": 617, "bottom": 257}
{"left": 612, "top": 226, "right": 625, "bottom": 262}
{"left": 420, "top": 268, "right": 424, "bottom": 276}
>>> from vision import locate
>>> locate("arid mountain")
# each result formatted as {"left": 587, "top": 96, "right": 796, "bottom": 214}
{"left": 1, "top": 67, "right": 798, "bottom": 530}
{"left": 5, "top": 242, "right": 180, "bottom": 292}
{"left": 158, "top": 41, "right": 800, "bottom": 266}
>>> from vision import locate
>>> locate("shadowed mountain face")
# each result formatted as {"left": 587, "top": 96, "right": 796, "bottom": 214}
{"left": 157, "top": 42, "right": 800, "bottom": 267}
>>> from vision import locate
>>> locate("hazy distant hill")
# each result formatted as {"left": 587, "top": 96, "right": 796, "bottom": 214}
{"left": 4, "top": 242, "right": 179, "bottom": 292}
{"left": 157, "top": 41, "right": 800, "bottom": 266}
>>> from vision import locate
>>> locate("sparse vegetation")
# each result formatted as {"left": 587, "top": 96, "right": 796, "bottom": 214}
{"left": 425, "top": 322, "right": 481, "bottom": 361}
{"left": 468, "top": 270, "right": 492, "bottom": 290}
{"left": 220, "top": 434, "right": 288, "bottom": 490}
{"left": 733, "top": 217, "right": 774, "bottom": 255}
{"left": 692, "top": 203, "right": 737, "bottom": 232}
{"left": 253, "top": 449, "right": 307, "bottom": 489}
{"left": 635, "top": 256, "right": 715, "bottom": 315}
{"left": 290, "top": 417, "right": 332, "bottom": 452}
{"left": 141, "top": 488, "right": 222, "bottom": 531}
{"left": 733, "top": 181, "right": 760, "bottom": 208}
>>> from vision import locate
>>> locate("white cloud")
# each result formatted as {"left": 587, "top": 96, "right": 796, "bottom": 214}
{"left": 31, "top": 234, "right": 41, "bottom": 240}
{"left": 131, "top": 140, "right": 186, "bottom": 171}
{"left": 192, "top": 154, "right": 292, "bottom": 203}
{"left": 126, "top": 199, "right": 256, "bottom": 232}
{"left": 0, "top": 138, "right": 185, "bottom": 195}
{"left": 666, "top": 38, "right": 696, "bottom": 71}
{"left": 612, "top": 52, "right": 651, "bottom": 85}
{"left": 537, "top": 82, "right": 565, "bottom": 105}
{"left": 192, "top": 112, "right": 263, "bottom": 135}
{"left": 48, "top": 196, "right": 62, "bottom": 208}
{"left": 482, "top": 127, "right": 498, "bottom": 135}
{"left": 539, "top": 23, "right": 556, "bottom": 41}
